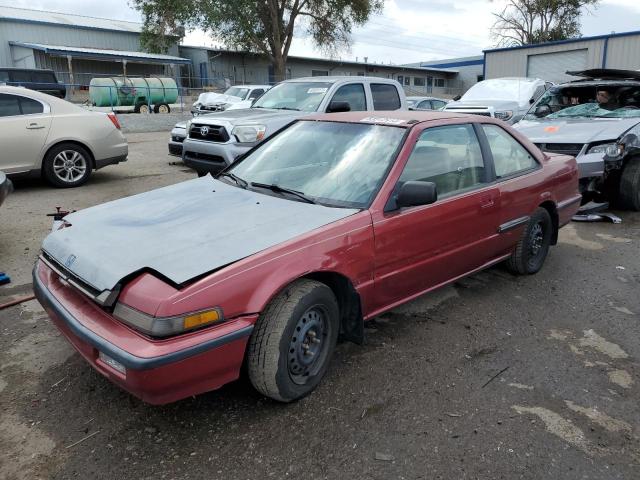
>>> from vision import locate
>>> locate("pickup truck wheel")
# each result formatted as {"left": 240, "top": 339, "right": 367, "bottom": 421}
{"left": 618, "top": 158, "right": 640, "bottom": 211}
{"left": 42, "top": 143, "right": 92, "bottom": 188}
{"left": 506, "top": 208, "right": 552, "bottom": 275}
{"left": 247, "top": 279, "right": 339, "bottom": 402}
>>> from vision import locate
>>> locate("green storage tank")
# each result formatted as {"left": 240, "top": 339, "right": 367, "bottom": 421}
{"left": 89, "top": 77, "right": 179, "bottom": 113}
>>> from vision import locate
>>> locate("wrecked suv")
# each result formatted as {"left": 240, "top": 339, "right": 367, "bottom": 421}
{"left": 515, "top": 69, "right": 640, "bottom": 210}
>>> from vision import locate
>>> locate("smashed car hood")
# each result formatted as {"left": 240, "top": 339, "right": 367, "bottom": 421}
{"left": 197, "top": 92, "right": 242, "bottom": 105}
{"left": 514, "top": 118, "right": 640, "bottom": 144}
{"left": 42, "top": 177, "right": 358, "bottom": 292}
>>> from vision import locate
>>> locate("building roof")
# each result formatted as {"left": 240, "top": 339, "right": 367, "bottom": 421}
{"left": 180, "top": 45, "right": 459, "bottom": 75}
{"left": 0, "top": 5, "right": 142, "bottom": 33}
{"left": 484, "top": 30, "right": 640, "bottom": 53}
{"left": 10, "top": 42, "right": 191, "bottom": 64}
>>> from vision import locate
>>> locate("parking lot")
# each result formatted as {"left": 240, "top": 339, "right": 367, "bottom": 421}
{"left": 1, "top": 130, "right": 639, "bottom": 479}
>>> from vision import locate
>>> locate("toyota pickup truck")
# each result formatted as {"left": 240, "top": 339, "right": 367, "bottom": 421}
{"left": 181, "top": 76, "right": 407, "bottom": 175}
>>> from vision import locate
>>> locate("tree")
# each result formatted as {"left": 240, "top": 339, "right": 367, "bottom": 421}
{"left": 491, "top": 0, "right": 600, "bottom": 47}
{"left": 133, "top": 0, "right": 383, "bottom": 82}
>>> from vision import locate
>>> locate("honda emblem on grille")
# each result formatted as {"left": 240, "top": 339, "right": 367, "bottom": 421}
{"left": 200, "top": 126, "right": 210, "bottom": 136}
{"left": 65, "top": 254, "right": 77, "bottom": 268}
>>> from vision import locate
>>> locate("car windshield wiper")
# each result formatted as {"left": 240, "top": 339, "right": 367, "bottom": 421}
{"left": 276, "top": 107, "right": 301, "bottom": 111}
{"left": 218, "top": 172, "right": 248, "bottom": 188}
{"left": 250, "top": 182, "right": 316, "bottom": 204}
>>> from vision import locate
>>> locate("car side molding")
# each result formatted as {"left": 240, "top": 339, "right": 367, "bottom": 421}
{"left": 498, "top": 216, "right": 530, "bottom": 233}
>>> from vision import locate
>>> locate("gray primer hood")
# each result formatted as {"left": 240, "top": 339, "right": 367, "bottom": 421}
{"left": 42, "top": 177, "right": 357, "bottom": 292}
{"left": 514, "top": 118, "right": 640, "bottom": 144}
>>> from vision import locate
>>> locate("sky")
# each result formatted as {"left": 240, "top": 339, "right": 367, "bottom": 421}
{"left": 6, "top": 0, "right": 640, "bottom": 64}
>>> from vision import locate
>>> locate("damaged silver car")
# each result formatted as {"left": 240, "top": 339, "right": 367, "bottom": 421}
{"left": 515, "top": 69, "right": 640, "bottom": 210}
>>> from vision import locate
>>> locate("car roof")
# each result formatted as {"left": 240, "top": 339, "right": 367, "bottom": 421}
{"left": 282, "top": 76, "right": 398, "bottom": 84}
{"left": 305, "top": 110, "right": 472, "bottom": 126}
{"left": 232, "top": 85, "right": 270, "bottom": 89}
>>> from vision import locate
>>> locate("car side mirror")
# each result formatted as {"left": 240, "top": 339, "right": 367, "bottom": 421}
{"left": 327, "top": 101, "right": 351, "bottom": 113}
{"left": 529, "top": 97, "right": 535, "bottom": 104}
{"left": 534, "top": 104, "right": 551, "bottom": 118}
{"left": 453, "top": 95, "right": 461, "bottom": 101}
{"left": 397, "top": 181, "right": 437, "bottom": 208}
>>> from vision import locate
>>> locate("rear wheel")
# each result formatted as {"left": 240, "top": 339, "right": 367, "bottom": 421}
{"left": 42, "top": 143, "right": 92, "bottom": 188}
{"left": 135, "top": 103, "right": 150, "bottom": 114}
{"left": 618, "top": 157, "right": 640, "bottom": 211}
{"left": 247, "top": 279, "right": 339, "bottom": 402}
{"left": 506, "top": 208, "right": 553, "bottom": 275}
{"left": 154, "top": 103, "right": 171, "bottom": 114}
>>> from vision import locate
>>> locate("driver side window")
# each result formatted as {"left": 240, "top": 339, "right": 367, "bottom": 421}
{"left": 399, "top": 124, "right": 486, "bottom": 198}
{"left": 329, "top": 83, "right": 366, "bottom": 111}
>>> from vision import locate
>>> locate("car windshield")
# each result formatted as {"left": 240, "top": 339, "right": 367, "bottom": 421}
{"left": 228, "top": 121, "right": 406, "bottom": 208}
{"left": 525, "top": 84, "right": 640, "bottom": 119}
{"left": 252, "top": 82, "right": 332, "bottom": 112}
{"left": 462, "top": 79, "right": 537, "bottom": 102}
{"left": 224, "top": 87, "right": 249, "bottom": 99}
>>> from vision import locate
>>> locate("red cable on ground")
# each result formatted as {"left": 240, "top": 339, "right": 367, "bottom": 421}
{"left": 0, "top": 294, "right": 36, "bottom": 310}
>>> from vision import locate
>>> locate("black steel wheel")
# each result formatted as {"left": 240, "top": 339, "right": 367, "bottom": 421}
{"left": 247, "top": 279, "right": 339, "bottom": 402}
{"left": 506, "top": 207, "right": 553, "bottom": 275}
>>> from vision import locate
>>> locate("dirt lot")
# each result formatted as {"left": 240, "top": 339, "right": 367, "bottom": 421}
{"left": 1, "top": 132, "right": 639, "bottom": 479}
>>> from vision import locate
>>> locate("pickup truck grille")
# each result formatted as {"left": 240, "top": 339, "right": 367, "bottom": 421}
{"left": 189, "top": 124, "right": 230, "bottom": 142}
{"left": 535, "top": 143, "right": 584, "bottom": 157}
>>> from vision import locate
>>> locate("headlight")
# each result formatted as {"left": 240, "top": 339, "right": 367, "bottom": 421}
{"left": 185, "top": 120, "right": 192, "bottom": 132}
{"left": 587, "top": 142, "right": 620, "bottom": 156}
{"left": 590, "top": 123, "right": 640, "bottom": 160}
{"left": 494, "top": 110, "right": 513, "bottom": 121}
{"left": 113, "top": 303, "right": 224, "bottom": 337}
{"left": 232, "top": 125, "right": 266, "bottom": 143}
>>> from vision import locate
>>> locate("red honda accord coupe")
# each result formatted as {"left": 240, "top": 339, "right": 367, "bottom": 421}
{"left": 34, "top": 111, "right": 581, "bottom": 404}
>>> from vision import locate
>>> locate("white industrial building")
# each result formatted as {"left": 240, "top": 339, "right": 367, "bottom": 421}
{"left": 405, "top": 56, "right": 485, "bottom": 94}
{"left": 484, "top": 30, "right": 640, "bottom": 83}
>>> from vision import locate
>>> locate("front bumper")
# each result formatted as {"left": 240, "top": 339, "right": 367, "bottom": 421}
{"left": 33, "top": 260, "right": 255, "bottom": 405}
{"left": 182, "top": 138, "right": 251, "bottom": 174}
{"left": 169, "top": 128, "right": 186, "bottom": 157}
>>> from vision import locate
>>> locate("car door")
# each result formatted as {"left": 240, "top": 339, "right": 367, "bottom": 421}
{"left": 479, "top": 123, "right": 542, "bottom": 256}
{"left": 370, "top": 123, "right": 501, "bottom": 311}
{"left": 0, "top": 93, "right": 52, "bottom": 173}
{"left": 326, "top": 83, "right": 367, "bottom": 111}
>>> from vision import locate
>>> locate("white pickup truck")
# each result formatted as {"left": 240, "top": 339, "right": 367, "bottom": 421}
{"left": 177, "top": 76, "right": 407, "bottom": 176}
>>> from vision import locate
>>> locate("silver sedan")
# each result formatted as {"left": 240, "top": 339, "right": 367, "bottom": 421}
{"left": 0, "top": 86, "right": 128, "bottom": 187}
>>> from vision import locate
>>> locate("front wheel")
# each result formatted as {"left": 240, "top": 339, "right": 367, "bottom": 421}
{"left": 618, "top": 158, "right": 640, "bottom": 211}
{"left": 506, "top": 207, "right": 553, "bottom": 275}
{"left": 247, "top": 279, "right": 339, "bottom": 402}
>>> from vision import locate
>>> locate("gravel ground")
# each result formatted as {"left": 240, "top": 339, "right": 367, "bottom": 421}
{"left": 1, "top": 134, "right": 639, "bottom": 479}
{"left": 117, "top": 111, "right": 192, "bottom": 134}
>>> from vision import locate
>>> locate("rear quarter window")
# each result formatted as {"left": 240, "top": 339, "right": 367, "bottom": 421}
{"left": 9, "top": 71, "right": 31, "bottom": 82}
{"left": 31, "top": 72, "right": 56, "bottom": 84}
{"left": 20, "top": 97, "right": 44, "bottom": 114}
{"left": 371, "top": 83, "right": 401, "bottom": 110}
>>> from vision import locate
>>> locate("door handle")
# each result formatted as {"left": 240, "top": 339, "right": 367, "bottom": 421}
{"left": 480, "top": 196, "right": 495, "bottom": 209}
{"left": 26, "top": 123, "right": 45, "bottom": 130}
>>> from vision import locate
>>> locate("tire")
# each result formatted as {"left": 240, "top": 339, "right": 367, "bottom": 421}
{"left": 506, "top": 207, "right": 553, "bottom": 275}
{"left": 135, "top": 103, "right": 150, "bottom": 114}
{"left": 618, "top": 158, "right": 640, "bottom": 211}
{"left": 42, "top": 143, "right": 92, "bottom": 188}
{"left": 154, "top": 103, "right": 170, "bottom": 114}
{"left": 247, "top": 279, "right": 339, "bottom": 402}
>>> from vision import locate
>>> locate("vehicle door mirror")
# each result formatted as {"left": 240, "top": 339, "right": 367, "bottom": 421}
{"left": 326, "top": 101, "right": 351, "bottom": 113}
{"left": 397, "top": 181, "right": 437, "bottom": 208}
{"left": 534, "top": 104, "right": 551, "bottom": 117}
{"left": 529, "top": 97, "right": 535, "bottom": 104}
{"left": 452, "top": 94, "right": 461, "bottom": 101}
